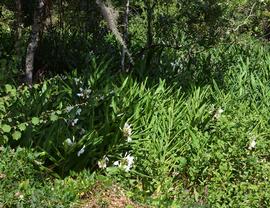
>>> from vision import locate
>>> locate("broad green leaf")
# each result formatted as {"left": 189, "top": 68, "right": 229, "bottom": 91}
{"left": 12, "top": 131, "right": 22, "bottom": 140}
{"left": 56, "top": 110, "right": 62, "bottom": 115}
{"left": 120, "top": 77, "right": 129, "bottom": 90}
{"left": 5, "top": 84, "right": 16, "bottom": 96}
{"left": 5, "top": 84, "right": 12, "bottom": 93}
{"left": 179, "top": 157, "right": 187, "bottom": 167}
{"left": 1, "top": 124, "right": 11, "bottom": 133}
{"left": 18, "top": 123, "right": 27, "bottom": 131}
{"left": 31, "top": 117, "right": 40, "bottom": 125}
{"left": 110, "top": 98, "right": 117, "bottom": 113}
{"left": 2, "top": 135, "right": 9, "bottom": 144}
{"left": 0, "top": 100, "right": 5, "bottom": 112}
{"left": 33, "top": 84, "right": 39, "bottom": 89}
{"left": 50, "top": 114, "right": 58, "bottom": 121}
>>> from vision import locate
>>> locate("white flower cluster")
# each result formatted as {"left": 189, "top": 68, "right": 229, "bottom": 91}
{"left": 76, "top": 108, "right": 82, "bottom": 115}
{"left": 71, "top": 118, "right": 79, "bottom": 126}
{"left": 97, "top": 152, "right": 135, "bottom": 172}
{"left": 59, "top": 75, "right": 67, "bottom": 80}
{"left": 248, "top": 138, "right": 256, "bottom": 150}
{"left": 209, "top": 105, "right": 224, "bottom": 120}
{"left": 77, "top": 87, "right": 92, "bottom": 98}
{"left": 80, "top": 128, "right": 86, "bottom": 135}
{"left": 65, "top": 106, "right": 82, "bottom": 127}
{"left": 64, "top": 121, "right": 135, "bottom": 171}
{"left": 97, "top": 122, "right": 135, "bottom": 172}
{"left": 98, "top": 156, "right": 109, "bottom": 169}
{"left": 122, "top": 122, "right": 132, "bottom": 142}
{"left": 77, "top": 145, "right": 86, "bottom": 157}
{"left": 65, "top": 136, "right": 75, "bottom": 146}
{"left": 66, "top": 106, "right": 74, "bottom": 113}
{"left": 113, "top": 153, "right": 134, "bottom": 172}
{"left": 64, "top": 136, "right": 86, "bottom": 157}
{"left": 74, "top": 78, "right": 82, "bottom": 85}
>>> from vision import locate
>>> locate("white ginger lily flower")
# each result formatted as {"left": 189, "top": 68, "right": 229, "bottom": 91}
{"left": 248, "top": 139, "right": 256, "bottom": 150}
{"left": 77, "top": 88, "right": 91, "bottom": 98}
{"left": 76, "top": 108, "right": 82, "bottom": 115}
{"left": 65, "top": 136, "right": 75, "bottom": 146}
{"left": 66, "top": 106, "right": 74, "bottom": 113}
{"left": 74, "top": 78, "right": 79, "bottom": 85}
{"left": 85, "top": 89, "right": 92, "bottom": 94}
{"left": 77, "top": 93, "right": 84, "bottom": 97}
{"left": 122, "top": 122, "right": 132, "bottom": 142}
{"left": 127, "top": 136, "right": 132, "bottom": 143}
{"left": 77, "top": 145, "right": 86, "bottom": 157}
{"left": 71, "top": 118, "right": 79, "bottom": 126}
{"left": 113, "top": 153, "right": 134, "bottom": 172}
{"left": 113, "top": 161, "right": 120, "bottom": 166}
{"left": 123, "top": 154, "right": 134, "bottom": 172}
{"left": 80, "top": 128, "right": 86, "bottom": 135}
{"left": 213, "top": 107, "right": 224, "bottom": 119}
{"left": 98, "top": 156, "right": 109, "bottom": 169}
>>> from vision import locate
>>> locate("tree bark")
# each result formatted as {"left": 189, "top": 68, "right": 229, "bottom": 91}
{"left": 96, "top": 0, "right": 133, "bottom": 64}
{"left": 25, "top": 0, "right": 45, "bottom": 85}
{"left": 121, "top": 0, "right": 130, "bottom": 72}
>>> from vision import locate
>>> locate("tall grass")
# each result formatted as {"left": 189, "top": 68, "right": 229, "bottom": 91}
{"left": 1, "top": 39, "right": 270, "bottom": 206}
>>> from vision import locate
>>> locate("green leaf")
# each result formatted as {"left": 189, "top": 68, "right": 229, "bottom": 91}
{"left": 194, "top": 188, "right": 199, "bottom": 202}
{"left": 1, "top": 124, "right": 11, "bottom": 133}
{"left": 31, "top": 117, "right": 40, "bottom": 125}
{"left": 12, "top": 131, "right": 22, "bottom": 140}
{"left": 0, "top": 100, "right": 5, "bottom": 112}
{"left": 106, "top": 167, "right": 120, "bottom": 174}
{"left": 50, "top": 114, "right": 58, "bottom": 121}
{"left": 5, "top": 84, "right": 12, "bottom": 92}
{"left": 120, "top": 77, "right": 129, "bottom": 90}
{"left": 56, "top": 110, "right": 62, "bottom": 115}
{"left": 110, "top": 98, "right": 117, "bottom": 113}
{"left": 18, "top": 123, "right": 27, "bottom": 131}
{"left": 179, "top": 157, "right": 187, "bottom": 167}
{"left": 5, "top": 84, "right": 16, "bottom": 96}
{"left": 1, "top": 135, "right": 9, "bottom": 144}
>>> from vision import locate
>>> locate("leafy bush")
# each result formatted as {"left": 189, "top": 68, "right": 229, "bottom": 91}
{"left": 0, "top": 146, "right": 99, "bottom": 207}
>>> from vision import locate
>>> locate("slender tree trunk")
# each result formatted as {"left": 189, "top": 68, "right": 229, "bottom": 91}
{"left": 96, "top": 0, "right": 133, "bottom": 64}
{"left": 25, "top": 0, "right": 45, "bottom": 85}
{"left": 121, "top": 0, "right": 130, "bottom": 72}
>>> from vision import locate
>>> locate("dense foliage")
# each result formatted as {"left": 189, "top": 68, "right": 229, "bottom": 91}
{"left": 1, "top": 0, "right": 270, "bottom": 207}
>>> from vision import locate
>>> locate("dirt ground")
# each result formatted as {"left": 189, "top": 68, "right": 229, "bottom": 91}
{"left": 77, "top": 181, "right": 148, "bottom": 208}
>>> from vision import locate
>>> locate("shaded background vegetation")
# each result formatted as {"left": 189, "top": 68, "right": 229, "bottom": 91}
{"left": 1, "top": 0, "right": 270, "bottom": 85}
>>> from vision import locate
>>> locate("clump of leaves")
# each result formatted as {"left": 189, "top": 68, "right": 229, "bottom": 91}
{"left": 0, "top": 146, "right": 99, "bottom": 207}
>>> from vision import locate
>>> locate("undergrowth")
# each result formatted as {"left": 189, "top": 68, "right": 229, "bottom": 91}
{"left": 1, "top": 39, "right": 270, "bottom": 207}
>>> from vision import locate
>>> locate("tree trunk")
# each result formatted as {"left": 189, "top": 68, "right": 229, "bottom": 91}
{"left": 25, "top": 0, "right": 45, "bottom": 85}
{"left": 121, "top": 0, "right": 130, "bottom": 72}
{"left": 96, "top": 0, "right": 133, "bottom": 64}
